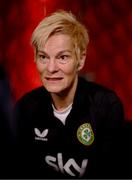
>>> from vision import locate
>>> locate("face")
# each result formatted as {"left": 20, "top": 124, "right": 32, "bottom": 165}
{"left": 36, "top": 34, "right": 85, "bottom": 95}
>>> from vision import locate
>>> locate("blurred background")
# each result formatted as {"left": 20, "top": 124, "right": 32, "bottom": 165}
{"left": 1, "top": 0, "right": 132, "bottom": 121}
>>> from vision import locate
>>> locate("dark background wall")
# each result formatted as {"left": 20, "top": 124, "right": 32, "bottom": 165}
{"left": 1, "top": 0, "right": 132, "bottom": 121}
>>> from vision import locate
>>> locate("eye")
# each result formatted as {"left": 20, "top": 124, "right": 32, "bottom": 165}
{"left": 60, "top": 55, "right": 69, "bottom": 59}
{"left": 38, "top": 54, "right": 46, "bottom": 59}
{"left": 58, "top": 55, "right": 70, "bottom": 64}
{"left": 37, "top": 54, "right": 48, "bottom": 63}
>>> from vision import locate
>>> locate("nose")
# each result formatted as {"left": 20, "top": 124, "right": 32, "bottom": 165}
{"left": 46, "top": 59, "right": 59, "bottom": 73}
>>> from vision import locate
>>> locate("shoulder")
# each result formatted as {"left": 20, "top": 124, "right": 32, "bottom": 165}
{"left": 78, "top": 77, "right": 124, "bottom": 127}
{"left": 78, "top": 76, "right": 122, "bottom": 106}
{"left": 15, "top": 86, "right": 50, "bottom": 109}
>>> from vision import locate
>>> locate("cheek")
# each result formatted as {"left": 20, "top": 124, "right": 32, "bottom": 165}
{"left": 62, "top": 62, "right": 78, "bottom": 75}
{"left": 36, "top": 62, "right": 45, "bottom": 74}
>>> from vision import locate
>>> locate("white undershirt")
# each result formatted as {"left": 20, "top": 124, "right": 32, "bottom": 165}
{"left": 52, "top": 103, "right": 73, "bottom": 125}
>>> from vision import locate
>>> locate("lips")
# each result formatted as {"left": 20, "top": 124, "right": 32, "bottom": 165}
{"left": 45, "top": 77, "right": 63, "bottom": 81}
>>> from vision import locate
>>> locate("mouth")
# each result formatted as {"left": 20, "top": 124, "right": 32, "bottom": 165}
{"left": 45, "top": 77, "right": 63, "bottom": 81}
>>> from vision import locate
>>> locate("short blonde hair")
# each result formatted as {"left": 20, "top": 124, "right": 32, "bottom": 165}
{"left": 31, "top": 10, "right": 89, "bottom": 60}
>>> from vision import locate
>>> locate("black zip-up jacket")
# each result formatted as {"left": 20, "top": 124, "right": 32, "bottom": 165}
{"left": 13, "top": 77, "right": 125, "bottom": 179}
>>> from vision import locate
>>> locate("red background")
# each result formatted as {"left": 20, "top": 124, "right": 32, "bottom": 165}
{"left": 1, "top": 0, "right": 132, "bottom": 121}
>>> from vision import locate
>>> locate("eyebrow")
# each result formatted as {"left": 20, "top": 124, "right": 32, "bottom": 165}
{"left": 56, "top": 50, "right": 72, "bottom": 56}
{"left": 37, "top": 50, "right": 72, "bottom": 57}
{"left": 37, "top": 50, "right": 49, "bottom": 57}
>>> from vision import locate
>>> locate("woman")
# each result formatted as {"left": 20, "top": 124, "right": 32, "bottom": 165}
{"left": 14, "top": 10, "right": 124, "bottom": 178}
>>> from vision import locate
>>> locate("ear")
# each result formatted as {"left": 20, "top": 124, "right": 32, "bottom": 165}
{"left": 77, "top": 51, "right": 86, "bottom": 71}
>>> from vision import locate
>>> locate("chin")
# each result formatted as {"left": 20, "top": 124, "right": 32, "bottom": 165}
{"left": 45, "top": 86, "right": 64, "bottom": 94}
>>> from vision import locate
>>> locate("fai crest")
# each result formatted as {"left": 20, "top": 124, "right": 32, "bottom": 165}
{"left": 77, "top": 123, "right": 94, "bottom": 146}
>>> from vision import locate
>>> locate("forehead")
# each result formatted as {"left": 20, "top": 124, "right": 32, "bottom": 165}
{"left": 40, "top": 34, "right": 73, "bottom": 51}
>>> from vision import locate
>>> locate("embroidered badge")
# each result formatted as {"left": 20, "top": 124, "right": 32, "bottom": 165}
{"left": 77, "top": 123, "right": 94, "bottom": 146}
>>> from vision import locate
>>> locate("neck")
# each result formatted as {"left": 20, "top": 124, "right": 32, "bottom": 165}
{"left": 51, "top": 77, "right": 78, "bottom": 111}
